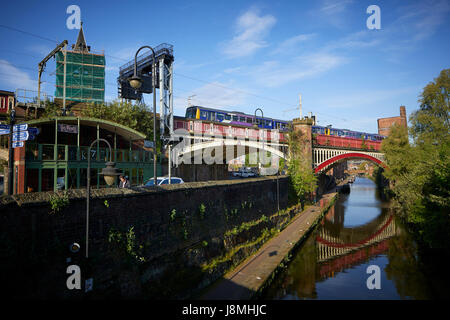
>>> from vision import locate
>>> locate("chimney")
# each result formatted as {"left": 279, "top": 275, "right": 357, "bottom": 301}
{"left": 400, "top": 106, "right": 407, "bottom": 127}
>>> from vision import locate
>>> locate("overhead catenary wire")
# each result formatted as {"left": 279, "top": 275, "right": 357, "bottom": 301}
{"left": 0, "top": 23, "right": 348, "bottom": 122}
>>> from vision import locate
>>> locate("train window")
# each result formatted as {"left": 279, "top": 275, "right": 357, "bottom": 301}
{"left": 217, "top": 114, "right": 224, "bottom": 121}
{"left": 225, "top": 114, "right": 231, "bottom": 120}
{"left": 256, "top": 118, "right": 262, "bottom": 125}
{"left": 232, "top": 115, "right": 238, "bottom": 121}
{"left": 200, "top": 110, "right": 207, "bottom": 120}
{"left": 239, "top": 116, "right": 246, "bottom": 122}
{"left": 186, "top": 107, "right": 195, "bottom": 118}
{"left": 246, "top": 117, "right": 253, "bottom": 124}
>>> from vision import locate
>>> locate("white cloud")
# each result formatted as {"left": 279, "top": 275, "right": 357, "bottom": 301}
{"left": 271, "top": 33, "right": 316, "bottom": 55}
{"left": 249, "top": 52, "right": 346, "bottom": 87}
{"left": 396, "top": 0, "right": 450, "bottom": 41}
{"left": 0, "top": 59, "right": 37, "bottom": 91}
{"left": 313, "top": 0, "right": 354, "bottom": 28}
{"left": 221, "top": 8, "right": 276, "bottom": 58}
{"left": 173, "top": 81, "right": 247, "bottom": 115}
{"left": 325, "top": 30, "right": 381, "bottom": 51}
{"left": 319, "top": 0, "right": 353, "bottom": 15}
{"left": 28, "top": 44, "right": 53, "bottom": 57}
{"left": 312, "top": 86, "right": 421, "bottom": 110}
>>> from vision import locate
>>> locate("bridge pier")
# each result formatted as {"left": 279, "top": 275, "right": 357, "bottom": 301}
{"left": 292, "top": 118, "right": 314, "bottom": 164}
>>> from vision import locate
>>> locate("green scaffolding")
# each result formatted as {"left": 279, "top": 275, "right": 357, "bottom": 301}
{"left": 55, "top": 51, "right": 105, "bottom": 103}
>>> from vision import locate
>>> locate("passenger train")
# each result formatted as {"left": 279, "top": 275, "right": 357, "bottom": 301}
{"left": 185, "top": 106, "right": 290, "bottom": 131}
{"left": 312, "top": 126, "right": 385, "bottom": 141}
{"left": 184, "top": 105, "right": 385, "bottom": 142}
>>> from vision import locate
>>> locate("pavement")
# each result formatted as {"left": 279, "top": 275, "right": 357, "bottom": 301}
{"left": 201, "top": 192, "right": 337, "bottom": 300}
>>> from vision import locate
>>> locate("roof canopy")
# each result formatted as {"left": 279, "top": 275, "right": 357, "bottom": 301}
{"left": 25, "top": 116, "right": 146, "bottom": 141}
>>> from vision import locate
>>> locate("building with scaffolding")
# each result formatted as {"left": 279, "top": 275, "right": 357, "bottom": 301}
{"left": 55, "top": 23, "right": 105, "bottom": 105}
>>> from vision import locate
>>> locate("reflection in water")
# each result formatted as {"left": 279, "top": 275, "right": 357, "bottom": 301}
{"left": 262, "top": 177, "right": 434, "bottom": 300}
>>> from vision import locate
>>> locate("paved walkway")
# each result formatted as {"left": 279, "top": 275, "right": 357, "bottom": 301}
{"left": 201, "top": 192, "right": 337, "bottom": 300}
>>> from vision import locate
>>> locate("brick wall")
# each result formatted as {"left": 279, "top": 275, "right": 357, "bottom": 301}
{"left": 377, "top": 106, "right": 407, "bottom": 136}
{"left": 0, "top": 176, "right": 288, "bottom": 298}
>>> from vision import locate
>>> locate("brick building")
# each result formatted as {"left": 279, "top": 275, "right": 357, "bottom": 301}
{"left": 377, "top": 106, "right": 407, "bottom": 136}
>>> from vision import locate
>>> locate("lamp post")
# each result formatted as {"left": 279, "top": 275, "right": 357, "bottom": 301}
{"left": 86, "top": 138, "right": 121, "bottom": 259}
{"left": 7, "top": 108, "right": 15, "bottom": 195}
{"left": 128, "top": 45, "right": 157, "bottom": 186}
{"left": 254, "top": 108, "right": 264, "bottom": 172}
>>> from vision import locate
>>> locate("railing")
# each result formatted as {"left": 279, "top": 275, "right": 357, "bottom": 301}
{"left": 119, "top": 43, "right": 174, "bottom": 75}
{"left": 26, "top": 143, "right": 153, "bottom": 163}
{"left": 15, "top": 89, "right": 54, "bottom": 108}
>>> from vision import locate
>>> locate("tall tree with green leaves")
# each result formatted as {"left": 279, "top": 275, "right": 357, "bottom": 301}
{"left": 382, "top": 69, "right": 449, "bottom": 248}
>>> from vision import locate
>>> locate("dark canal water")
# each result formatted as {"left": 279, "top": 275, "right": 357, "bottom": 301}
{"left": 262, "top": 177, "right": 439, "bottom": 300}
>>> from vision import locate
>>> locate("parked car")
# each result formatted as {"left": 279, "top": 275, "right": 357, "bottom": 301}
{"left": 240, "top": 167, "right": 257, "bottom": 178}
{"left": 232, "top": 170, "right": 241, "bottom": 177}
{"left": 144, "top": 176, "right": 184, "bottom": 186}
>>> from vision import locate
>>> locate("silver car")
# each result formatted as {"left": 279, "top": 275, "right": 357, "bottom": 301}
{"left": 144, "top": 177, "right": 184, "bottom": 186}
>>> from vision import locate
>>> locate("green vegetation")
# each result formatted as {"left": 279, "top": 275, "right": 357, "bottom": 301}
{"left": 202, "top": 227, "right": 277, "bottom": 272}
{"left": 48, "top": 192, "right": 69, "bottom": 214}
{"left": 170, "top": 209, "right": 177, "bottom": 221}
{"left": 198, "top": 203, "right": 206, "bottom": 219}
{"left": 108, "top": 226, "right": 146, "bottom": 264}
{"left": 381, "top": 69, "right": 449, "bottom": 248}
{"left": 287, "top": 128, "right": 317, "bottom": 206}
{"left": 81, "top": 100, "right": 160, "bottom": 152}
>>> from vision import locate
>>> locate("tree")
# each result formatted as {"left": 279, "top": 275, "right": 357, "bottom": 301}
{"left": 287, "top": 128, "right": 317, "bottom": 206}
{"left": 381, "top": 69, "right": 450, "bottom": 248}
{"left": 81, "top": 100, "right": 160, "bottom": 152}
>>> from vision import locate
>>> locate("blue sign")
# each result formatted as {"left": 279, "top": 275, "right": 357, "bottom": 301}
{"left": 13, "top": 124, "right": 28, "bottom": 132}
{"left": 12, "top": 141, "right": 24, "bottom": 148}
{"left": 0, "top": 124, "right": 10, "bottom": 130}
{"left": 0, "top": 125, "right": 39, "bottom": 138}
{"left": 12, "top": 131, "right": 29, "bottom": 142}
{"left": 28, "top": 127, "right": 40, "bottom": 135}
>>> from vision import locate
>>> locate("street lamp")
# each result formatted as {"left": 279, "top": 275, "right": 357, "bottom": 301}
{"left": 254, "top": 108, "right": 264, "bottom": 171}
{"left": 86, "top": 138, "right": 121, "bottom": 259}
{"left": 128, "top": 45, "right": 157, "bottom": 186}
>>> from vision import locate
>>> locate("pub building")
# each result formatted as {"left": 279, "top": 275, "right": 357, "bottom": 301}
{"left": 11, "top": 116, "right": 161, "bottom": 194}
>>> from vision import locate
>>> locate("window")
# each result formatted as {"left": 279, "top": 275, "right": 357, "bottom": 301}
{"left": 225, "top": 114, "right": 231, "bottom": 120}
{"left": 186, "top": 107, "right": 196, "bottom": 118}
{"left": 217, "top": 114, "right": 224, "bottom": 121}
{"left": 200, "top": 110, "right": 208, "bottom": 120}
{"left": 239, "top": 116, "right": 246, "bottom": 122}
{"left": 246, "top": 117, "right": 253, "bottom": 124}
{"left": 232, "top": 115, "right": 238, "bottom": 121}
{"left": 171, "top": 178, "right": 182, "bottom": 184}
{"left": 160, "top": 178, "right": 169, "bottom": 185}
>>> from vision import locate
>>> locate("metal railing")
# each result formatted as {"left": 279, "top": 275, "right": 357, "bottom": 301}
{"left": 15, "top": 89, "right": 53, "bottom": 108}
{"left": 119, "top": 43, "right": 174, "bottom": 75}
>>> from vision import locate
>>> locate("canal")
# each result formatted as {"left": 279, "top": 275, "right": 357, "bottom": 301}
{"left": 262, "top": 177, "right": 439, "bottom": 300}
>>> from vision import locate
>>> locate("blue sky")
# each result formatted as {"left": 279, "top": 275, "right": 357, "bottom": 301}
{"left": 0, "top": 0, "right": 449, "bottom": 133}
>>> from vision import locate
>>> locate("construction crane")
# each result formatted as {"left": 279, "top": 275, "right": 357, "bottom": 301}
{"left": 37, "top": 40, "right": 68, "bottom": 116}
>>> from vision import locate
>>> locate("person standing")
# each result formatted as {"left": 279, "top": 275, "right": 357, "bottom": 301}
{"left": 118, "top": 175, "right": 130, "bottom": 188}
